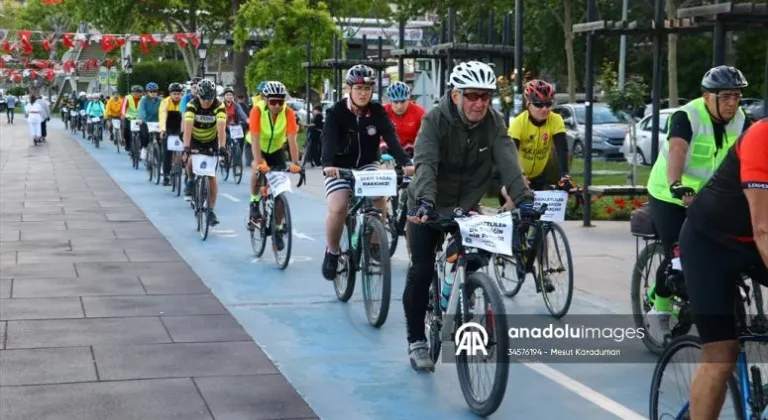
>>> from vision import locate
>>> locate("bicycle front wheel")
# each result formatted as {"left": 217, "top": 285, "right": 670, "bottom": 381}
{"left": 538, "top": 222, "right": 574, "bottom": 318}
{"left": 334, "top": 218, "right": 356, "bottom": 302}
{"left": 649, "top": 335, "right": 743, "bottom": 420}
{"left": 456, "top": 271, "right": 509, "bottom": 417}
{"left": 250, "top": 198, "right": 268, "bottom": 258}
{"left": 272, "top": 195, "right": 293, "bottom": 270}
{"left": 362, "top": 217, "right": 391, "bottom": 328}
{"left": 199, "top": 177, "right": 210, "bottom": 241}
{"left": 153, "top": 144, "right": 162, "bottom": 185}
{"left": 233, "top": 145, "right": 243, "bottom": 184}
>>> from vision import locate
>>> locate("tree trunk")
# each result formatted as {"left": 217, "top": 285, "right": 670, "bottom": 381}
{"left": 563, "top": 0, "right": 576, "bottom": 103}
{"left": 231, "top": 0, "right": 247, "bottom": 97}
{"left": 666, "top": 0, "right": 679, "bottom": 107}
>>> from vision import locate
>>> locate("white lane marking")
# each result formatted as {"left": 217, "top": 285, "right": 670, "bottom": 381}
{"left": 211, "top": 229, "right": 235, "bottom": 234}
{"left": 221, "top": 193, "right": 241, "bottom": 202}
{"left": 251, "top": 256, "right": 313, "bottom": 263}
{"left": 293, "top": 230, "right": 315, "bottom": 241}
{"left": 524, "top": 363, "right": 647, "bottom": 420}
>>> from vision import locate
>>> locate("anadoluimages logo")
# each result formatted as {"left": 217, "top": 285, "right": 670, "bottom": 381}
{"left": 454, "top": 322, "right": 488, "bottom": 357}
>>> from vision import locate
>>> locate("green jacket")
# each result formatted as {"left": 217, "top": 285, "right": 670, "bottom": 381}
{"left": 408, "top": 92, "right": 533, "bottom": 212}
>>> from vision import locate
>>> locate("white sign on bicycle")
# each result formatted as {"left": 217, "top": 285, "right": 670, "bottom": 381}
{"left": 146, "top": 122, "right": 160, "bottom": 133}
{"left": 228, "top": 125, "right": 244, "bottom": 139}
{"left": 456, "top": 213, "right": 515, "bottom": 256}
{"left": 191, "top": 155, "right": 217, "bottom": 177}
{"left": 130, "top": 120, "right": 141, "bottom": 132}
{"left": 352, "top": 169, "right": 397, "bottom": 197}
{"left": 167, "top": 135, "right": 183, "bottom": 152}
{"left": 533, "top": 191, "right": 568, "bottom": 222}
{"left": 70, "top": 111, "right": 78, "bottom": 117}
{"left": 79, "top": 110, "right": 87, "bottom": 116}
{"left": 265, "top": 171, "right": 292, "bottom": 197}
{"left": 112, "top": 119, "right": 121, "bottom": 129}
{"left": 91, "top": 117, "right": 101, "bottom": 123}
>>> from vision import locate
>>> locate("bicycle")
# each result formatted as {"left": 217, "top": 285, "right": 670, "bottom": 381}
{"left": 187, "top": 148, "right": 219, "bottom": 241}
{"left": 166, "top": 133, "right": 185, "bottom": 197}
{"left": 128, "top": 120, "right": 142, "bottom": 170}
{"left": 629, "top": 205, "right": 767, "bottom": 354}
{"left": 422, "top": 208, "right": 511, "bottom": 417}
{"left": 146, "top": 123, "right": 162, "bottom": 185}
{"left": 649, "top": 277, "right": 768, "bottom": 420}
{"left": 111, "top": 118, "right": 122, "bottom": 154}
{"left": 492, "top": 190, "right": 575, "bottom": 318}
{"left": 332, "top": 168, "right": 395, "bottom": 328}
{"left": 69, "top": 110, "right": 78, "bottom": 134}
{"left": 89, "top": 117, "right": 103, "bottom": 148}
{"left": 249, "top": 167, "right": 306, "bottom": 270}
{"left": 219, "top": 125, "right": 245, "bottom": 184}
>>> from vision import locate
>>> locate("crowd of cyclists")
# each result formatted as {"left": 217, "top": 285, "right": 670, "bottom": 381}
{"left": 49, "top": 59, "right": 768, "bottom": 419}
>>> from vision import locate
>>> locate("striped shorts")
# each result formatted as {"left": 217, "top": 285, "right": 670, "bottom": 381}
{"left": 324, "top": 162, "right": 381, "bottom": 197}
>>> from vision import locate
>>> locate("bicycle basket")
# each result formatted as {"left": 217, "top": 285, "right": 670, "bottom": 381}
{"left": 630, "top": 204, "right": 657, "bottom": 238}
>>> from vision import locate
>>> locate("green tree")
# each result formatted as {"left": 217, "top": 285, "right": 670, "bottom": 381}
{"left": 0, "top": 0, "right": 23, "bottom": 30}
{"left": 115, "top": 60, "right": 187, "bottom": 95}
{"left": 17, "top": 0, "right": 79, "bottom": 60}
{"left": 235, "top": 0, "right": 341, "bottom": 93}
{"left": 74, "top": 0, "right": 230, "bottom": 78}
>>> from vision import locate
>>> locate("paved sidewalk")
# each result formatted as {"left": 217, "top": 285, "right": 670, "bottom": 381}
{"left": 0, "top": 122, "right": 318, "bottom": 419}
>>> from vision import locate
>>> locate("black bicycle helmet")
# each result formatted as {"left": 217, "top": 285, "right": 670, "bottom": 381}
{"left": 197, "top": 79, "right": 216, "bottom": 100}
{"left": 701, "top": 65, "right": 748, "bottom": 92}
{"left": 345, "top": 64, "right": 375, "bottom": 85}
{"left": 130, "top": 85, "right": 144, "bottom": 93}
{"left": 223, "top": 86, "right": 235, "bottom": 95}
{"left": 168, "top": 82, "right": 184, "bottom": 93}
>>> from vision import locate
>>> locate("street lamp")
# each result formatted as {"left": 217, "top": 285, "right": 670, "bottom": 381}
{"left": 249, "top": 47, "right": 255, "bottom": 56}
{"left": 198, "top": 33, "right": 207, "bottom": 78}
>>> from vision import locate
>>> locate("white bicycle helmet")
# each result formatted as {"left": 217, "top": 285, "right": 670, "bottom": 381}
{"left": 449, "top": 61, "right": 497, "bottom": 90}
{"left": 262, "top": 81, "right": 287, "bottom": 97}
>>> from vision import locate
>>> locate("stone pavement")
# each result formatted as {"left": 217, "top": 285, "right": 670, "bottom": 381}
{"left": 0, "top": 122, "right": 318, "bottom": 419}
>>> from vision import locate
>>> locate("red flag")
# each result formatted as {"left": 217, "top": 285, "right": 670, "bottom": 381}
{"left": 2, "top": 40, "right": 10, "bottom": 53}
{"left": 174, "top": 33, "right": 188, "bottom": 49}
{"left": 101, "top": 35, "right": 117, "bottom": 53}
{"left": 104, "top": 59, "right": 114, "bottom": 68}
{"left": 63, "top": 60, "right": 75, "bottom": 73}
{"left": 18, "top": 30, "right": 33, "bottom": 55}
{"left": 45, "top": 69, "right": 55, "bottom": 82}
{"left": 61, "top": 33, "right": 74, "bottom": 49}
{"left": 139, "top": 33, "right": 158, "bottom": 54}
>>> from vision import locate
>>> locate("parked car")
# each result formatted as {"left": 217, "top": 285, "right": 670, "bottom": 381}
{"left": 621, "top": 107, "right": 678, "bottom": 165}
{"left": 552, "top": 103, "right": 630, "bottom": 161}
{"left": 743, "top": 99, "right": 765, "bottom": 120}
{"left": 286, "top": 99, "right": 308, "bottom": 124}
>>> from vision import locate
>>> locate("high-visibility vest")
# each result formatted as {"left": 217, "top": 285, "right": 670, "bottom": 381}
{"left": 124, "top": 96, "right": 140, "bottom": 120}
{"left": 646, "top": 97, "right": 746, "bottom": 205}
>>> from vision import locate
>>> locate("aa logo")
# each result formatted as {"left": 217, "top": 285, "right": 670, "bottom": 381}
{"left": 454, "top": 321, "right": 488, "bottom": 357}
{"left": 200, "top": 161, "right": 207, "bottom": 169}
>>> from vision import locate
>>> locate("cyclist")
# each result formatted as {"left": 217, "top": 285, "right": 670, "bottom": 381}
{"left": 222, "top": 86, "right": 249, "bottom": 154}
{"left": 121, "top": 85, "right": 144, "bottom": 154}
{"left": 106, "top": 92, "right": 123, "bottom": 142}
{"left": 138, "top": 82, "right": 162, "bottom": 161}
{"left": 645, "top": 65, "right": 751, "bottom": 342}
{"left": 159, "top": 82, "right": 185, "bottom": 186}
{"left": 180, "top": 77, "right": 201, "bottom": 113}
{"left": 379, "top": 81, "right": 426, "bottom": 158}
{"left": 508, "top": 79, "right": 571, "bottom": 191}
{"left": 86, "top": 93, "right": 106, "bottom": 138}
{"left": 182, "top": 79, "right": 227, "bottom": 225}
{"left": 320, "top": 65, "right": 415, "bottom": 280}
{"left": 403, "top": 60, "right": 534, "bottom": 371}
{"left": 246, "top": 81, "right": 302, "bottom": 248}
{"left": 677, "top": 118, "right": 768, "bottom": 419}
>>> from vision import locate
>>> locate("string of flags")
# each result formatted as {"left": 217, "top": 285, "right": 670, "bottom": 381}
{"left": 0, "top": 57, "right": 120, "bottom": 83}
{"left": 0, "top": 29, "right": 200, "bottom": 55}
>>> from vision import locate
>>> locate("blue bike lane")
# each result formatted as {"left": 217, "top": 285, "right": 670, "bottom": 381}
{"left": 63, "top": 121, "right": 654, "bottom": 420}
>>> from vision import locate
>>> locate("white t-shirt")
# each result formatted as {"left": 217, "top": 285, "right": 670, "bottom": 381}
{"left": 26, "top": 102, "right": 43, "bottom": 123}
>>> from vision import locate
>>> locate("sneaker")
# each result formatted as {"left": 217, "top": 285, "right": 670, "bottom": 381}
{"left": 542, "top": 276, "right": 556, "bottom": 293}
{"left": 248, "top": 201, "right": 261, "bottom": 231}
{"left": 208, "top": 210, "right": 219, "bottom": 226}
{"left": 647, "top": 308, "right": 672, "bottom": 344}
{"left": 162, "top": 176, "right": 170, "bottom": 186}
{"left": 183, "top": 181, "right": 194, "bottom": 200}
{"left": 408, "top": 340, "right": 435, "bottom": 372}
{"left": 322, "top": 250, "right": 339, "bottom": 280}
{"left": 140, "top": 147, "right": 147, "bottom": 160}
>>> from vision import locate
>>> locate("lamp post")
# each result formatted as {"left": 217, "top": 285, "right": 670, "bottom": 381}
{"left": 124, "top": 61, "right": 133, "bottom": 95}
{"left": 198, "top": 33, "right": 207, "bottom": 78}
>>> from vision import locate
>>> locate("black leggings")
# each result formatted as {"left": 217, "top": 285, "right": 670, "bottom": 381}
{"left": 649, "top": 195, "right": 687, "bottom": 298}
{"left": 402, "top": 222, "right": 442, "bottom": 343}
{"left": 681, "top": 221, "right": 767, "bottom": 343}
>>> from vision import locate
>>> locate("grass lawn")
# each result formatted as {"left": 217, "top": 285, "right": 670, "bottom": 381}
{"left": 480, "top": 158, "right": 652, "bottom": 221}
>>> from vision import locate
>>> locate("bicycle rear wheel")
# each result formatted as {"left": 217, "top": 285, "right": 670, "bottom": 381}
{"left": 334, "top": 218, "right": 357, "bottom": 302}
{"left": 199, "top": 177, "right": 210, "bottom": 241}
{"left": 386, "top": 196, "right": 399, "bottom": 257}
{"left": 272, "top": 195, "right": 293, "bottom": 270}
{"left": 131, "top": 134, "right": 140, "bottom": 169}
{"left": 233, "top": 145, "right": 243, "bottom": 184}
{"left": 250, "top": 199, "right": 268, "bottom": 257}
{"left": 456, "top": 271, "right": 509, "bottom": 417}
{"left": 153, "top": 144, "right": 162, "bottom": 185}
{"left": 538, "top": 222, "right": 574, "bottom": 318}
{"left": 219, "top": 149, "right": 230, "bottom": 182}
{"left": 630, "top": 241, "right": 673, "bottom": 354}
{"left": 94, "top": 124, "right": 100, "bottom": 148}
{"left": 362, "top": 217, "right": 391, "bottom": 328}
{"left": 649, "top": 335, "right": 743, "bottom": 420}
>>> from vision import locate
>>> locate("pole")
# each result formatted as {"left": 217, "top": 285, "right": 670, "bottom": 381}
{"left": 199, "top": 33, "right": 205, "bottom": 78}
{"left": 618, "top": 0, "right": 629, "bottom": 90}
{"left": 397, "top": 19, "right": 405, "bottom": 82}
{"left": 361, "top": 35, "right": 368, "bottom": 60}
{"left": 650, "top": 0, "right": 663, "bottom": 164}
{"left": 332, "top": 34, "right": 339, "bottom": 102}
{"left": 305, "top": 39, "right": 312, "bottom": 125}
{"left": 712, "top": 0, "right": 725, "bottom": 66}
{"left": 582, "top": 0, "right": 596, "bottom": 227}
{"left": 377, "top": 37, "right": 384, "bottom": 102}
{"left": 514, "top": 0, "right": 523, "bottom": 114}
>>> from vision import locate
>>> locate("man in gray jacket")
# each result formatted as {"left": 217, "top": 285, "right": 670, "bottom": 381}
{"left": 403, "top": 61, "right": 535, "bottom": 371}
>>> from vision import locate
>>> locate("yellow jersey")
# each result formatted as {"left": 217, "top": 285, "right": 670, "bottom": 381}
{"left": 507, "top": 111, "right": 566, "bottom": 178}
{"left": 183, "top": 98, "right": 226, "bottom": 143}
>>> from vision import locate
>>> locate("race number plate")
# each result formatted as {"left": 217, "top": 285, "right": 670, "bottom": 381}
{"left": 228, "top": 125, "right": 244, "bottom": 139}
{"left": 351, "top": 169, "right": 397, "bottom": 197}
{"left": 265, "top": 171, "right": 292, "bottom": 197}
{"left": 167, "top": 135, "right": 183, "bottom": 152}
{"left": 191, "top": 154, "right": 217, "bottom": 177}
{"left": 130, "top": 120, "right": 141, "bottom": 132}
{"left": 146, "top": 122, "right": 160, "bottom": 133}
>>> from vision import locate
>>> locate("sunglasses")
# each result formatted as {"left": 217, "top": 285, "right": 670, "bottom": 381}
{"left": 531, "top": 102, "right": 553, "bottom": 109}
{"left": 148, "top": 91, "right": 158, "bottom": 94}
{"left": 391, "top": 100, "right": 407, "bottom": 105}
{"left": 268, "top": 99, "right": 284, "bottom": 106}
{"left": 462, "top": 92, "right": 492, "bottom": 102}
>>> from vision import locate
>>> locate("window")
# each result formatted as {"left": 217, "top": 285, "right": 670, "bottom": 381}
{"left": 659, "top": 113, "right": 670, "bottom": 134}
{"left": 574, "top": 105, "right": 622, "bottom": 124}
{"left": 554, "top": 107, "right": 572, "bottom": 120}
{"left": 640, "top": 117, "right": 652, "bottom": 132}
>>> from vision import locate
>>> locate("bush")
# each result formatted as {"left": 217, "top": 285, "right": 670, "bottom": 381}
{"left": 6, "top": 86, "right": 27, "bottom": 97}
{"left": 115, "top": 61, "right": 188, "bottom": 95}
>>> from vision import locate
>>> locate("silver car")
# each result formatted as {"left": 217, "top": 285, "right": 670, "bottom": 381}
{"left": 553, "top": 103, "right": 631, "bottom": 161}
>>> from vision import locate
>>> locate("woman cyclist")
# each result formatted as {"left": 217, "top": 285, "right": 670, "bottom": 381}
{"left": 379, "top": 81, "right": 426, "bottom": 158}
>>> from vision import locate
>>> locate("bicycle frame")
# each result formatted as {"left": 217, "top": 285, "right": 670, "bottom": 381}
{"left": 437, "top": 242, "right": 471, "bottom": 343}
